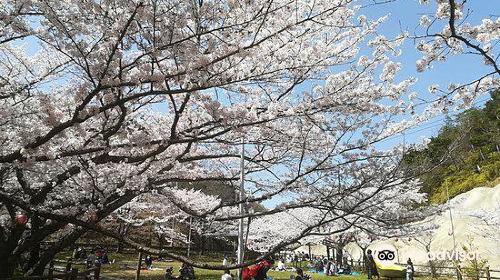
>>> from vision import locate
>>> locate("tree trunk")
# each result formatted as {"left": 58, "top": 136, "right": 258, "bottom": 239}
{"left": 26, "top": 216, "right": 42, "bottom": 272}
{"left": 336, "top": 246, "right": 343, "bottom": 265}
{"left": 362, "top": 249, "right": 368, "bottom": 272}
{"left": 0, "top": 254, "right": 17, "bottom": 278}
{"left": 158, "top": 234, "right": 164, "bottom": 251}
{"left": 116, "top": 241, "right": 124, "bottom": 253}
{"left": 0, "top": 221, "right": 26, "bottom": 277}
{"left": 199, "top": 234, "right": 206, "bottom": 256}
{"left": 29, "top": 229, "right": 85, "bottom": 275}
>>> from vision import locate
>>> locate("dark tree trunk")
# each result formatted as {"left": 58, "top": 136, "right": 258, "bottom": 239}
{"left": 158, "top": 234, "right": 164, "bottom": 251}
{"left": 199, "top": 234, "right": 206, "bottom": 256}
{"left": 336, "top": 246, "right": 343, "bottom": 265}
{"left": 29, "top": 229, "right": 85, "bottom": 275}
{"left": 26, "top": 216, "right": 42, "bottom": 271}
{"left": 362, "top": 249, "right": 368, "bottom": 272}
{"left": 116, "top": 241, "right": 123, "bottom": 253}
{"left": 0, "top": 221, "right": 26, "bottom": 277}
{"left": 0, "top": 250, "right": 17, "bottom": 278}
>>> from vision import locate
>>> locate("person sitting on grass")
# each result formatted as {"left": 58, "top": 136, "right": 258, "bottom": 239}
{"left": 101, "top": 252, "right": 109, "bottom": 264}
{"left": 276, "top": 259, "right": 285, "bottom": 271}
{"left": 179, "top": 263, "right": 196, "bottom": 279}
{"left": 294, "top": 268, "right": 311, "bottom": 280}
{"left": 87, "top": 252, "right": 96, "bottom": 266}
{"left": 145, "top": 255, "right": 153, "bottom": 269}
{"left": 315, "top": 259, "right": 324, "bottom": 273}
{"left": 221, "top": 269, "right": 233, "bottom": 280}
{"left": 343, "top": 263, "right": 351, "bottom": 275}
{"left": 243, "top": 259, "right": 275, "bottom": 280}
{"left": 295, "top": 268, "right": 305, "bottom": 280}
{"left": 165, "top": 267, "right": 175, "bottom": 279}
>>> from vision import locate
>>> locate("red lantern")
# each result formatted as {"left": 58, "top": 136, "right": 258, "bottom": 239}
{"left": 88, "top": 213, "right": 99, "bottom": 222}
{"left": 16, "top": 214, "right": 28, "bottom": 225}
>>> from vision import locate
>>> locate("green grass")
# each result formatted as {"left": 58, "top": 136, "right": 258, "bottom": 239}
{"left": 56, "top": 252, "right": 454, "bottom": 280}
{"left": 99, "top": 258, "right": 367, "bottom": 280}
{"left": 70, "top": 252, "right": 360, "bottom": 280}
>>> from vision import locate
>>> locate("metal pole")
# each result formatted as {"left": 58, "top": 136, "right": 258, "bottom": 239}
{"left": 187, "top": 216, "right": 193, "bottom": 257}
{"left": 446, "top": 181, "right": 457, "bottom": 251}
{"left": 237, "top": 137, "right": 245, "bottom": 280}
{"left": 135, "top": 252, "right": 142, "bottom": 280}
{"left": 171, "top": 218, "right": 175, "bottom": 247}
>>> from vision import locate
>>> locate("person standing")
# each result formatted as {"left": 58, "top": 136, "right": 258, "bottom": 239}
{"left": 223, "top": 256, "right": 228, "bottom": 266}
{"left": 221, "top": 269, "right": 233, "bottom": 280}
{"left": 145, "top": 255, "right": 153, "bottom": 269}
{"left": 406, "top": 258, "right": 414, "bottom": 280}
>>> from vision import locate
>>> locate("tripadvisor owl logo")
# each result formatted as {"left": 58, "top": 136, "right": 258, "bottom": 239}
{"left": 372, "top": 244, "right": 398, "bottom": 266}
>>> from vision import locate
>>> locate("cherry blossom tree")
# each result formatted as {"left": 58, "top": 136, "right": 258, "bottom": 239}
{"left": 466, "top": 205, "right": 500, "bottom": 256}
{"left": 412, "top": 0, "right": 499, "bottom": 111}
{"left": 0, "top": 0, "right": 497, "bottom": 277}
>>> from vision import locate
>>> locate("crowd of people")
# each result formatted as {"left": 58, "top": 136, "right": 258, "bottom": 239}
{"left": 164, "top": 262, "right": 196, "bottom": 279}
{"left": 313, "top": 258, "right": 351, "bottom": 275}
{"left": 72, "top": 245, "right": 110, "bottom": 265}
{"left": 141, "top": 249, "right": 415, "bottom": 280}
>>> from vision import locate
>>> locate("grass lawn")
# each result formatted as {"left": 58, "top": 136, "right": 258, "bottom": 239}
{"left": 84, "top": 252, "right": 363, "bottom": 280}
{"left": 56, "top": 252, "right": 451, "bottom": 280}
{"left": 100, "top": 258, "right": 367, "bottom": 280}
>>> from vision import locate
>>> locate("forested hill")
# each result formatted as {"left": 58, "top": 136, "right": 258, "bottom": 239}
{"left": 403, "top": 91, "right": 500, "bottom": 204}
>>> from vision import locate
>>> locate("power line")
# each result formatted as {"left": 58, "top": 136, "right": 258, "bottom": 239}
{"left": 377, "top": 96, "right": 491, "bottom": 144}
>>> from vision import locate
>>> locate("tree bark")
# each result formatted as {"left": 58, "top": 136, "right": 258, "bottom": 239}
{"left": 116, "top": 241, "right": 123, "bottom": 253}
{"left": 29, "top": 229, "right": 85, "bottom": 275}
{"left": 0, "top": 221, "right": 26, "bottom": 277}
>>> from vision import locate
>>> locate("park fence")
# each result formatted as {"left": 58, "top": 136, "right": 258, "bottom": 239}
{"left": 349, "top": 259, "right": 500, "bottom": 280}
{"left": 2, "top": 259, "right": 101, "bottom": 280}
{"left": 279, "top": 256, "right": 500, "bottom": 280}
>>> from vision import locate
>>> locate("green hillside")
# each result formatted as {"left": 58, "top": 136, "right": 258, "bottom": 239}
{"left": 403, "top": 91, "right": 500, "bottom": 204}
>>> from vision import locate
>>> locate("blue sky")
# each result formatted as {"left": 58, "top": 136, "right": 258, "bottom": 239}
{"left": 356, "top": 0, "right": 499, "bottom": 149}
{"left": 261, "top": 0, "right": 499, "bottom": 207}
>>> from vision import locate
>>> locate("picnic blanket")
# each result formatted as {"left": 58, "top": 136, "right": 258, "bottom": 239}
{"left": 307, "top": 269, "right": 361, "bottom": 276}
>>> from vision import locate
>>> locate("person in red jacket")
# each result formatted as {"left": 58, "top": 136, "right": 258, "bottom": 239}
{"left": 243, "top": 259, "right": 275, "bottom": 280}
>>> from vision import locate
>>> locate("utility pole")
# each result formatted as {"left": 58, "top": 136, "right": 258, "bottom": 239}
{"left": 446, "top": 181, "right": 457, "bottom": 251}
{"left": 237, "top": 137, "right": 246, "bottom": 280}
{"left": 187, "top": 216, "right": 193, "bottom": 257}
